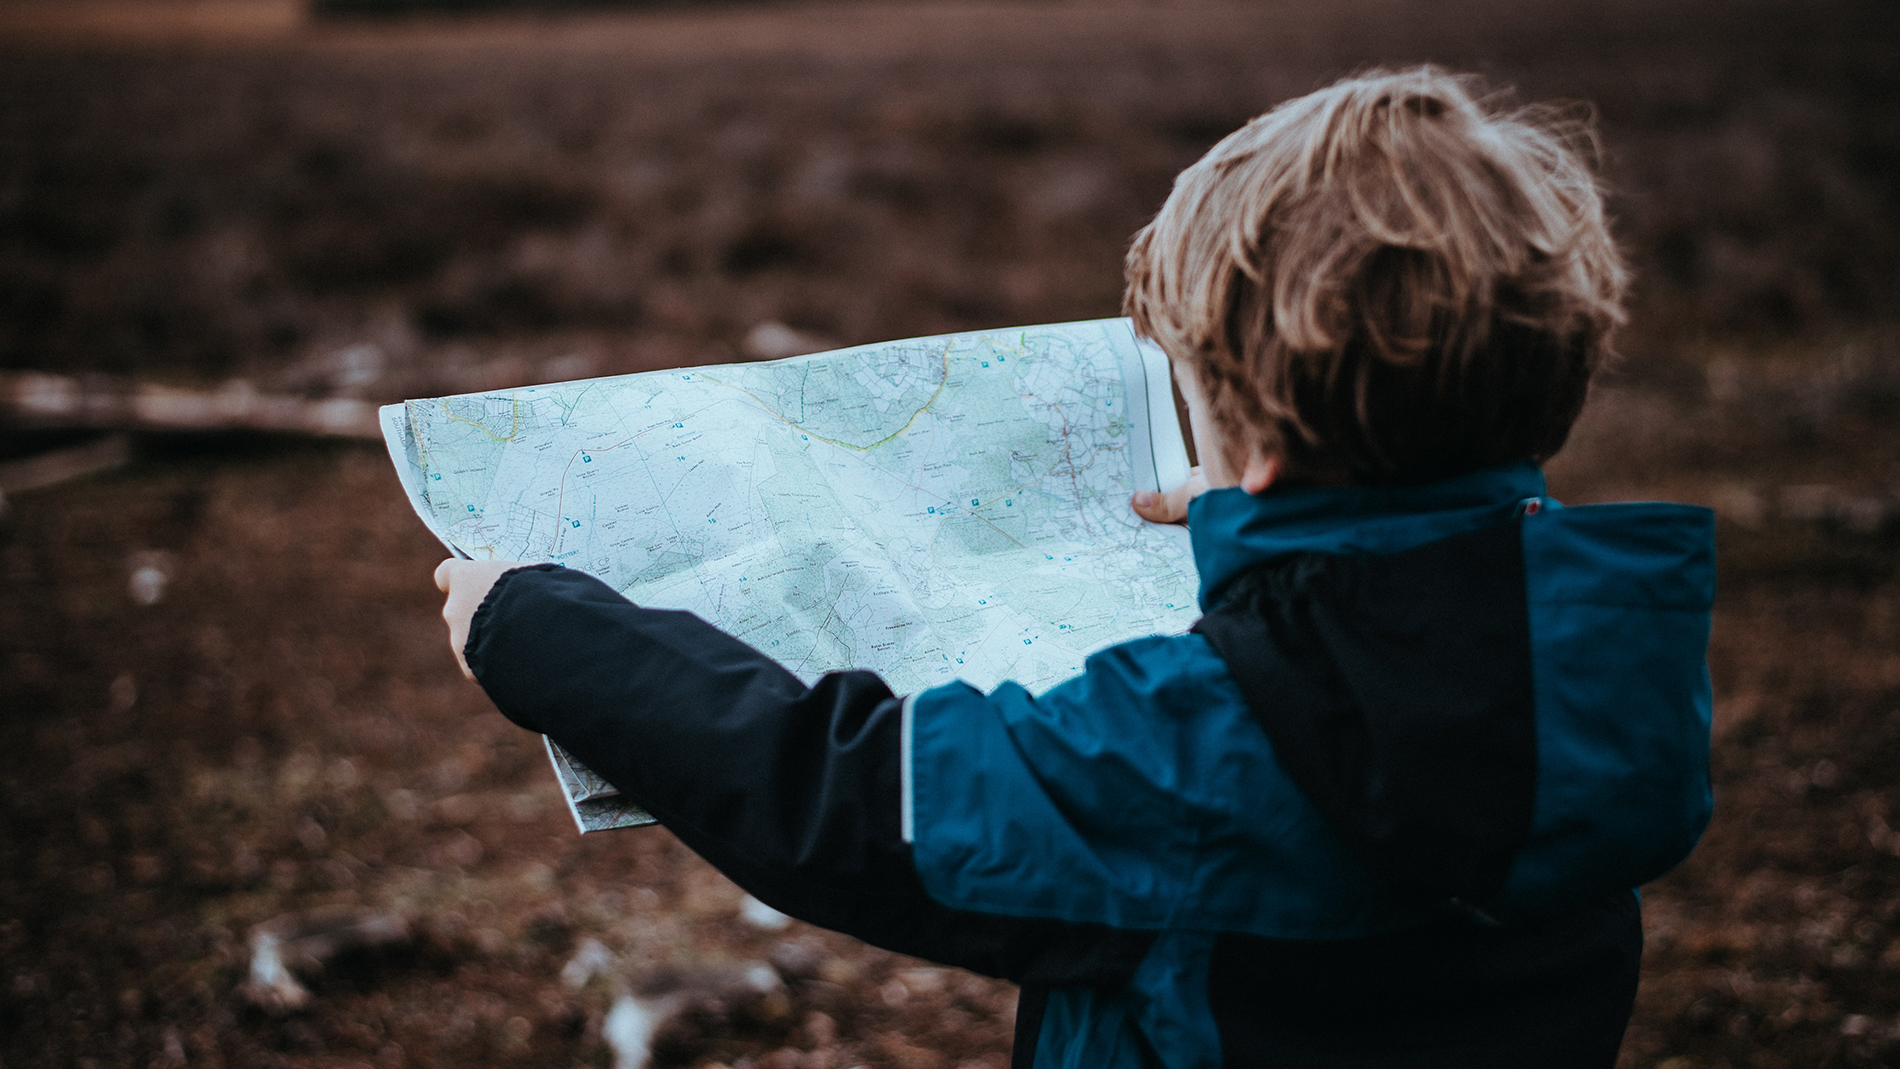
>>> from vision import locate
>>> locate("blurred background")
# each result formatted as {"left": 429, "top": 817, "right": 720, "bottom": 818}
{"left": 1, "top": 0, "right": 1896, "bottom": 1066}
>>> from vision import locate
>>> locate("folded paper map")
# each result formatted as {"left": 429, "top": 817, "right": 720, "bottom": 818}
{"left": 382, "top": 318, "right": 1197, "bottom": 832}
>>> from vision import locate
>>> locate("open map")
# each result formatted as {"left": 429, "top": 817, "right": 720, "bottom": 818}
{"left": 383, "top": 318, "right": 1198, "bottom": 830}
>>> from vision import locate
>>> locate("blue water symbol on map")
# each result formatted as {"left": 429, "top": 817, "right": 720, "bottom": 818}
{"left": 582, "top": 453, "right": 592, "bottom": 462}
{"left": 971, "top": 499, "right": 979, "bottom": 506}
{"left": 569, "top": 519, "right": 581, "bottom": 528}
{"left": 927, "top": 506, "right": 935, "bottom": 513}
{"left": 431, "top": 473, "right": 441, "bottom": 481}
{"left": 466, "top": 505, "right": 476, "bottom": 512}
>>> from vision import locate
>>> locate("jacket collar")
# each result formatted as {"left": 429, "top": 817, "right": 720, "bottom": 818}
{"left": 1187, "top": 462, "right": 1548, "bottom": 610}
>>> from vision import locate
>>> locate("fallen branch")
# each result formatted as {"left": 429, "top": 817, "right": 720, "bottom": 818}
{"left": 0, "top": 371, "right": 382, "bottom": 440}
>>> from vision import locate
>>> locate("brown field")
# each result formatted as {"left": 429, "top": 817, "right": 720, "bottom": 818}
{"left": 2, "top": 1, "right": 1898, "bottom": 1066}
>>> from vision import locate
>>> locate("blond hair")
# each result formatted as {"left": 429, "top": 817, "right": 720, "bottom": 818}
{"left": 1125, "top": 66, "right": 1628, "bottom": 483}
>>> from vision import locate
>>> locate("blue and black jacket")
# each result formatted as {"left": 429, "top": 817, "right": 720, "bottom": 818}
{"left": 465, "top": 463, "right": 1716, "bottom": 1068}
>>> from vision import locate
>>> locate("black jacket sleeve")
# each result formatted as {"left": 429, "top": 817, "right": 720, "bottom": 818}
{"left": 464, "top": 564, "right": 1152, "bottom": 986}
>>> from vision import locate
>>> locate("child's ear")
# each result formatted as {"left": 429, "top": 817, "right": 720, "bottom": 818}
{"left": 1238, "top": 451, "right": 1281, "bottom": 494}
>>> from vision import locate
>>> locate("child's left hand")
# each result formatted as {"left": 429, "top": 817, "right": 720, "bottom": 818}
{"left": 434, "top": 558, "right": 530, "bottom": 680}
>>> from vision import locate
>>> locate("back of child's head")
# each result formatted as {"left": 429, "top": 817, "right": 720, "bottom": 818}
{"left": 1125, "top": 66, "right": 1628, "bottom": 485}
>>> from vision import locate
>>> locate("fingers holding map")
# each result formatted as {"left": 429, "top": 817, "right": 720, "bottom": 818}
{"left": 382, "top": 319, "right": 1198, "bottom": 830}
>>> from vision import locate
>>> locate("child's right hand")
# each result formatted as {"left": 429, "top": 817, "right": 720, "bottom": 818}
{"left": 1130, "top": 467, "right": 1208, "bottom": 525}
{"left": 435, "top": 558, "right": 530, "bottom": 680}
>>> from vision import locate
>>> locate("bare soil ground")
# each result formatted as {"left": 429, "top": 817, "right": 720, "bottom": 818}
{"left": 2, "top": 2, "right": 1898, "bottom": 1067}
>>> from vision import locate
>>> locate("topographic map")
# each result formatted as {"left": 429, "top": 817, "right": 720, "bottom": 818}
{"left": 384, "top": 319, "right": 1198, "bottom": 829}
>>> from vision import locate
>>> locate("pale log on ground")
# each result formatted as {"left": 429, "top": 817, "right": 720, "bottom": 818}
{"left": 0, "top": 372, "right": 382, "bottom": 440}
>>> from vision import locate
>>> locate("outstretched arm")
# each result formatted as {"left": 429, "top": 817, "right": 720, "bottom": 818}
{"left": 434, "top": 562, "right": 1153, "bottom": 986}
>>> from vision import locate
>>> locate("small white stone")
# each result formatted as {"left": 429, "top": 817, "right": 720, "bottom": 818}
{"left": 743, "top": 962, "right": 782, "bottom": 994}
{"left": 560, "top": 936, "right": 615, "bottom": 989}
{"left": 604, "top": 994, "right": 667, "bottom": 1069}
{"left": 128, "top": 566, "right": 168, "bottom": 606}
{"left": 739, "top": 894, "right": 792, "bottom": 931}
{"left": 242, "top": 931, "right": 310, "bottom": 1011}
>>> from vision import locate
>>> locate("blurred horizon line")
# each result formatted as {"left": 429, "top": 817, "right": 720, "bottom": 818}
{"left": 0, "top": 0, "right": 1222, "bottom": 49}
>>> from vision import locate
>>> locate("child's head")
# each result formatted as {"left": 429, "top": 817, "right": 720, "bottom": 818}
{"left": 1125, "top": 66, "right": 1628, "bottom": 486}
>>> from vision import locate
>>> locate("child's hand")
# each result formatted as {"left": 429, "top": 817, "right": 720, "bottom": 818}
{"left": 434, "top": 558, "right": 529, "bottom": 680}
{"left": 1130, "top": 467, "right": 1209, "bottom": 525}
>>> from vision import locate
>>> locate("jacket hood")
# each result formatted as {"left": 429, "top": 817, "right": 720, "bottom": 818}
{"left": 1187, "top": 463, "right": 1548, "bottom": 610}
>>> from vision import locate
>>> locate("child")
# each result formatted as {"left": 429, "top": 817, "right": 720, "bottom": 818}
{"left": 435, "top": 66, "right": 1713, "bottom": 1068}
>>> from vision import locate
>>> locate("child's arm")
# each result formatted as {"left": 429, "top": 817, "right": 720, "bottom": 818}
{"left": 435, "top": 561, "right": 1155, "bottom": 985}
